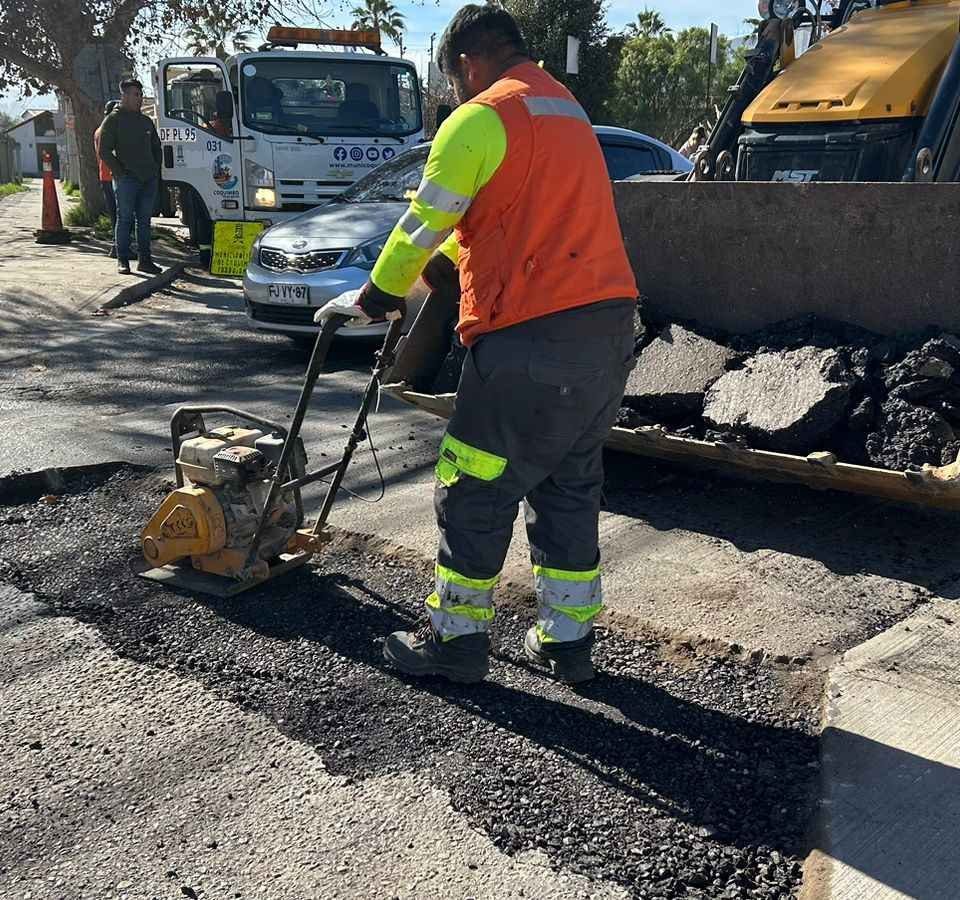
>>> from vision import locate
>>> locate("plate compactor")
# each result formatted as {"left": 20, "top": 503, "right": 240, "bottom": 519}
{"left": 139, "top": 314, "right": 403, "bottom": 597}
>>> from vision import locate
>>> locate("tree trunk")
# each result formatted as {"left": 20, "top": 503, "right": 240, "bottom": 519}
{"left": 71, "top": 92, "right": 105, "bottom": 218}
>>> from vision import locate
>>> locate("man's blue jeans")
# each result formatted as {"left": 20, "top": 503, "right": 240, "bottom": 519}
{"left": 114, "top": 175, "right": 157, "bottom": 262}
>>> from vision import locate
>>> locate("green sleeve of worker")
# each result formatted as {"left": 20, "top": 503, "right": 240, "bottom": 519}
{"left": 436, "top": 231, "right": 459, "bottom": 266}
{"left": 370, "top": 102, "right": 506, "bottom": 298}
{"left": 98, "top": 113, "right": 125, "bottom": 177}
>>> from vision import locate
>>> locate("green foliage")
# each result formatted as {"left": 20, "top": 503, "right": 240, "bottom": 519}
{"left": 184, "top": 10, "right": 254, "bottom": 60}
{"left": 94, "top": 214, "right": 113, "bottom": 239}
{"left": 62, "top": 180, "right": 80, "bottom": 197}
{"left": 0, "top": 181, "right": 27, "bottom": 200}
{"left": 64, "top": 201, "right": 98, "bottom": 226}
{"left": 350, "top": 0, "right": 406, "bottom": 45}
{"left": 505, "top": 0, "right": 615, "bottom": 121}
{"left": 609, "top": 25, "right": 744, "bottom": 147}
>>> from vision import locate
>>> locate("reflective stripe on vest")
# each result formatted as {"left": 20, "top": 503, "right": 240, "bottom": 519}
{"left": 523, "top": 96, "right": 591, "bottom": 124}
{"left": 427, "top": 563, "right": 498, "bottom": 639}
{"left": 533, "top": 564, "right": 603, "bottom": 643}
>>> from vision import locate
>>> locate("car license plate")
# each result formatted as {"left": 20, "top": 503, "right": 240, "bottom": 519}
{"left": 268, "top": 284, "right": 311, "bottom": 304}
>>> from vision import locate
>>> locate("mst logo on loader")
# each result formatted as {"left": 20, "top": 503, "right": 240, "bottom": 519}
{"left": 771, "top": 169, "right": 820, "bottom": 182}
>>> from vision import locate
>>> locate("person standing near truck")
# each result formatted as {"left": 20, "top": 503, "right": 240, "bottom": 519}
{"left": 98, "top": 78, "right": 163, "bottom": 275}
{"left": 326, "top": 5, "right": 638, "bottom": 684}
{"left": 93, "top": 100, "right": 121, "bottom": 258}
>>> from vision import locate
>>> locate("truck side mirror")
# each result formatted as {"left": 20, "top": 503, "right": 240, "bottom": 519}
{"left": 436, "top": 104, "right": 452, "bottom": 130}
{"left": 216, "top": 90, "right": 235, "bottom": 124}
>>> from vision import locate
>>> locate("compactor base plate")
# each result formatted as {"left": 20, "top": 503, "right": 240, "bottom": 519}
{"left": 137, "top": 551, "right": 312, "bottom": 598}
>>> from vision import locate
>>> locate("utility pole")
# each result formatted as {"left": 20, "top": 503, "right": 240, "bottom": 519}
{"left": 429, "top": 32, "right": 436, "bottom": 61}
{"left": 707, "top": 22, "right": 719, "bottom": 120}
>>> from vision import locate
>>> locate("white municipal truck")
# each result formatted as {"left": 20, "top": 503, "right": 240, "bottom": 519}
{"left": 152, "top": 27, "right": 424, "bottom": 252}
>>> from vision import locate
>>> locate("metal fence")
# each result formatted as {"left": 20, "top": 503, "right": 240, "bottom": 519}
{"left": 0, "top": 135, "right": 22, "bottom": 184}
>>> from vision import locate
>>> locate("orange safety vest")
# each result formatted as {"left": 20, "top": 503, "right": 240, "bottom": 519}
{"left": 94, "top": 127, "right": 112, "bottom": 183}
{"left": 456, "top": 63, "right": 638, "bottom": 347}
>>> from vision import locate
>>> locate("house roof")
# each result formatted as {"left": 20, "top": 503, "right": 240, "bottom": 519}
{"left": 2, "top": 109, "right": 56, "bottom": 136}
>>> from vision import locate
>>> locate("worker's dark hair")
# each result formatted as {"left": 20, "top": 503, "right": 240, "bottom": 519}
{"left": 437, "top": 4, "right": 528, "bottom": 74}
{"left": 119, "top": 78, "right": 143, "bottom": 94}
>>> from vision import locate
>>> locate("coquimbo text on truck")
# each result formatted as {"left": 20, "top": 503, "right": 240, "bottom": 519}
{"left": 152, "top": 27, "right": 424, "bottom": 252}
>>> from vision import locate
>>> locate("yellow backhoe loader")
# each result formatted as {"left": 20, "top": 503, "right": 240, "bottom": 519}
{"left": 385, "top": 0, "right": 960, "bottom": 510}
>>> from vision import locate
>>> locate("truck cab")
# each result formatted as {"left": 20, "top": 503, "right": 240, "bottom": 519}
{"left": 152, "top": 27, "right": 424, "bottom": 250}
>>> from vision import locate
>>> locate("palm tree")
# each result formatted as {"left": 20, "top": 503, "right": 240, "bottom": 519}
{"left": 350, "top": 0, "right": 406, "bottom": 48}
{"left": 624, "top": 8, "right": 669, "bottom": 39}
{"left": 184, "top": 11, "right": 253, "bottom": 61}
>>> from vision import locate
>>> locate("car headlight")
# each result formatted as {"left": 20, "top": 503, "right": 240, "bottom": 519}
{"left": 249, "top": 232, "right": 264, "bottom": 264}
{"left": 342, "top": 233, "right": 390, "bottom": 270}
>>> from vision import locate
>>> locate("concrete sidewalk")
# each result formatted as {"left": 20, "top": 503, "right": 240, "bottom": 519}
{"left": 804, "top": 602, "right": 960, "bottom": 899}
{"left": 0, "top": 178, "right": 189, "bottom": 338}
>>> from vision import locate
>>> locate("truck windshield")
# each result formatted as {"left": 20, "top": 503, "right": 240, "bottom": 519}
{"left": 240, "top": 57, "right": 422, "bottom": 138}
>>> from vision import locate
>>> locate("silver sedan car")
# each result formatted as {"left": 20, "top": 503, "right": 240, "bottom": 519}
{"left": 244, "top": 146, "right": 429, "bottom": 343}
{"left": 244, "top": 128, "right": 690, "bottom": 342}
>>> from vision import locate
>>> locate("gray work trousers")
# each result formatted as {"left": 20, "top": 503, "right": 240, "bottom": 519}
{"left": 428, "top": 299, "right": 635, "bottom": 641}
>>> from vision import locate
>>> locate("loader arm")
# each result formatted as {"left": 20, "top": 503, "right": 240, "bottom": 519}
{"left": 692, "top": 18, "right": 785, "bottom": 181}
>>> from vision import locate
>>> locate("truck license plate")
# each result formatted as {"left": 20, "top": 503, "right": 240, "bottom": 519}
{"left": 268, "top": 284, "right": 311, "bottom": 304}
{"left": 158, "top": 126, "right": 197, "bottom": 143}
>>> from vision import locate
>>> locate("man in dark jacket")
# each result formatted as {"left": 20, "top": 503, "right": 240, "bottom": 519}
{"left": 98, "top": 78, "right": 163, "bottom": 275}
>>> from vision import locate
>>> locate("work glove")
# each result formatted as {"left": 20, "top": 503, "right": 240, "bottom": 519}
{"left": 313, "top": 288, "right": 372, "bottom": 327}
{"left": 356, "top": 280, "right": 406, "bottom": 323}
{"left": 422, "top": 253, "right": 460, "bottom": 299}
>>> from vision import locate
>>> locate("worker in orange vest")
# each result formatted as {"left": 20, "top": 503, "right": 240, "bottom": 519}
{"left": 323, "top": 5, "right": 638, "bottom": 684}
{"left": 94, "top": 100, "right": 128, "bottom": 259}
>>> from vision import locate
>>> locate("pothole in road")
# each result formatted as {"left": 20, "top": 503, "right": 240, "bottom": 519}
{"left": 0, "top": 467, "right": 821, "bottom": 899}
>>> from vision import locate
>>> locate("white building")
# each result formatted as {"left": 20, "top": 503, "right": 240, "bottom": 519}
{"left": 2, "top": 108, "right": 62, "bottom": 177}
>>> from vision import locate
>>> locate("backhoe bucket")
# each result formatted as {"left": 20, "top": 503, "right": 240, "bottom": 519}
{"left": 384, "top": 181, "right": 960, "bottom": 510}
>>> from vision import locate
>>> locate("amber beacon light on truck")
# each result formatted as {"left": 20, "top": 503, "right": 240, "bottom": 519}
{"left": 264, "top": 26, "right": 383, "bottom": 54}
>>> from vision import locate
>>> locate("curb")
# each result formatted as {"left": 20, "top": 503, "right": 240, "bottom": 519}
{"left": 0, "top": 462, "right": 153, "bottom": 505}
{"left": 99, "top": 258, "right": 193, "bottom": 310}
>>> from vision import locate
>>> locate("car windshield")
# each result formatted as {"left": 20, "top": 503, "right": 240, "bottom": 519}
{"left": 241, "top": 57, "right": 422, "bottom": 138}
{"left": 340, "top": 147, "right": 428, "bottom": 202}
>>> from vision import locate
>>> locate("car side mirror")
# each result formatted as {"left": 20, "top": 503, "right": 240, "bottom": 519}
{"left": 436, "top": 104, "right": 452, "bottom": 130}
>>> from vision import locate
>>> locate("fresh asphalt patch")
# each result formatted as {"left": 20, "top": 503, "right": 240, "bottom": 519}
{"left": 0, "top": 467, "right": 820, "bottom": 899}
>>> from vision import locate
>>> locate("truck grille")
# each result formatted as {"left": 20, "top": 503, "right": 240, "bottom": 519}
{"left": 259, "top": 247, "right": 347, "bottom": 273}
{"left": 248, "top": 300, "right": 317, "bottom": 328}
{"left": 278, "top": 179, "right": 351, "bottom": 210}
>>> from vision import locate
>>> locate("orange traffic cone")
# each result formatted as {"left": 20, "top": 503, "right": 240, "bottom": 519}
{"left": 35, "top": 151, "right": 71, "bottom": 245}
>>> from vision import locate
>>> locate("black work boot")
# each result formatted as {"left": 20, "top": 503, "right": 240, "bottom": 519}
{"left": 524, "top": 627, "right": 595, "bottom": 684}
{"left": 117, "top": 259, "right": 131, "bottom": 274}
{"left": 383, "top": 623, "right": 489, "bottom": 683}
{"left": 137, "top": 253, "right": 162, "bottom": 276}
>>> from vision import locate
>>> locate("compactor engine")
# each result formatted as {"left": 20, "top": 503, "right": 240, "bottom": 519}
{"left": 138, "top": 315, "right": 403, "bottom": 597}
{"left": 142, "top": 424, "right": 306, "bottom": 582}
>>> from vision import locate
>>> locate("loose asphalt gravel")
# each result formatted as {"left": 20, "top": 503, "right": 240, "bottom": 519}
{"left": 0, "top": 466, "right": 821, "bottom": 899}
